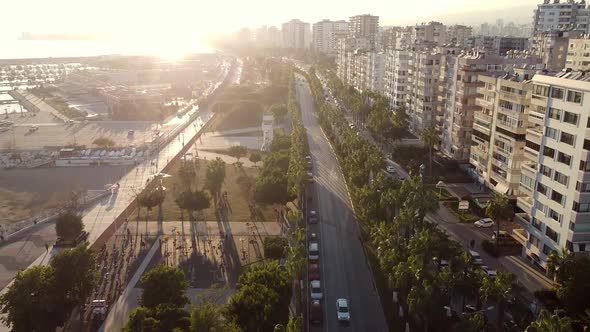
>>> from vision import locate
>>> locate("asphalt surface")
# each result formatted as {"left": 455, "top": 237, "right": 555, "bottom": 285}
{"left": 296, "top": 75, "right": 388, "bottom": 332}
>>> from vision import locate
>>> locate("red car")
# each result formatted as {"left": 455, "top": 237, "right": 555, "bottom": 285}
{"left": 309, "top": 299, "right": 323, "bottom": 324}
{"left": 308, "top": 263, "right": 320, "bottom": 281}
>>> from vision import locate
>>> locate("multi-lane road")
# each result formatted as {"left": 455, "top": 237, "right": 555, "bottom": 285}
{"left": 296, "top": 74, "right": 388, "bottom": 332}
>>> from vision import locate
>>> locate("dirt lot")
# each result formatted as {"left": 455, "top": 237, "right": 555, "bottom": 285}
{"left": 0, "top": 165, "right": 130, "bottom": 224}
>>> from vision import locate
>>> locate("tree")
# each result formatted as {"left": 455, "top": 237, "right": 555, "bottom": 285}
{"left": 548, "top": 254, "right": 590, "bottom": 314}
{"left": 525, "top": 310, "right": 574, "bottom": 332}
{"left": 485, "top": 195, "right": 514, "bottom": 248}
{"left": 263, "top": 237, "right": 288, "bottom": 260}
{"left": 124, "top": 306, "right": 160, "bottom": 332}
{"left": 268, "top": 103, "right": 288, "bottom": 123}
{"left": 178, "top": 159, "right": 199, "bottom": 190}
{"left": 190, "top": 302, "right": 233, "bottom": 332}
{"left": 205, "top": 158, "right": 226, "bottom": 201}
{"left": 287, "top": 315, "right": 303, "bottom": 332}
{"left": 175, "top": 190, "right": 211, "bottom": 221}
{"left": 407, "top": 278, "right": 447, "bottom": 332}
{"left": 228, "top": 145, "right": 248, "bottom": 164}
{"left": 0, "top": 266, "right": 57, "bottom": 331}
{"left": 480, "top": 271, "right": 519, "bottom": 331}
{"left": 420, "top": 127, "right": 438, "bottom": 178}
{"left": 453, "top": 312, "right": 491, "bottom": 332}
{"left": 92, "top": 136, "right": 115, "bottom": 149}
{"left": 249, "top": 152, "right": 262, "bottom": 166}
{"left": 55, "top": 211, "right": 84, "bottom": 242}
{"left": 140, "top": 265, "right": 189, "bottom": 309}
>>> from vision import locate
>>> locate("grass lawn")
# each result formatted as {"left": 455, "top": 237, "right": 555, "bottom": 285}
{"left": 206, "top": 106, "right": 263, "bottom": 132}
{"left": 134, "top": 158, "right": 277, "bottom": 222}
{"left": 426, "top": 186, "right": 456, "bottom": 201}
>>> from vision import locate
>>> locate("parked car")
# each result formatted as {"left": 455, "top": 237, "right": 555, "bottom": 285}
{"left": 386, "top": 166, "right": 396, "bottom": 173}
{"left": 309, "top": 299, "right": 323, "bottom": 324}
{"left": 336, "top": 298, "right": 350, "bottom": 322}
{"left": 310, "top": 280, "right": 323, "bottom": 300}
{"left": 309, "top": 210, "right": 318, "bottom": 224}
{"left": 308, "top": 263, "right": 320, "bottom": 281}
{"left": 309, "top": 242, "right": 319, "bottom": 261}
{"left": 481, "top": 265, "right": 497, "bottom": 278}
{"left": 307, "top": 172, "right": 314, "bottom": 183}
{"left": 474, "top": 218, "right": 494, "bottom": 228}
{"left": 468, "top": 250, "right": 484, "bottom": 265}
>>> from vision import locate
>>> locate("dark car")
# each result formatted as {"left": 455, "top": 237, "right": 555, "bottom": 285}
{"left": 308, "top": 263, "right": 320, "bottom": 281}
{"left": 310, "top": 299, "right": 323, "bottom": 324}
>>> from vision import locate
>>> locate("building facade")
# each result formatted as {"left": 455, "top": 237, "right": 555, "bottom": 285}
{"left": 446, "top": 25, "right": 473, "bottom": 46}
{"left": 471, "top": 68, "right": 538, "bottom": 198}
{"left": 312, "top": 20, "right": 349, "bottom": 55}
{"left": 384, "top": 49, "right": 410, "bottom": 111}
{"left": 281, "top": 19, "right": 311, "bottom": 49}
{"left": 411, "top": 22, "right": 446, "bottom": 47}
{"left": 348, "top": 14, "right": 379, "bottom": 48}
{"left": 533, "top": 0, "right": 590, "bottom": 35}
{"left": 566, "top": 35, "right": 590, "bottom": 70}
{"left": 515, "top": 71, "right": 590, "bottom": 268}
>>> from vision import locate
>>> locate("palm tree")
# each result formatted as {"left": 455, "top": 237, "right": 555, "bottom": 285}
{"left": 420, "top": 127, "right": 438, "bottom": 178}
{"left": 525, "top": 310, "right": 574, "bottom": 332}
{"left": 480, "top": 271, "right": 519, "bottom": 331}
{"left": 407, "top": 278, "right": 446, "bottom": 332}
{"left": 485, "top": 195, "right": 514, "bottom": 248}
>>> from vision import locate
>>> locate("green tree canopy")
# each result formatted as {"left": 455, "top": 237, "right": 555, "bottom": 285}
{"left": 205, "top": 158, "right": 226, "bottom": 199}
{"left": 525, "top": 310, "right": 574, "bottom": 332}
{"left": 55, "top": 211, "right": 84, "bottom": 242}
{"left": 228, "top": 145, "right": 248, "bottom": 163}
{"left": 92, "top": 136, "right": 115, "bottom": 149}
{"left": 249, "top": 152, "right": 262, "bottom": 166}
{"left": 175, "top": 190, "right": 211, "bottom": 221}
{"left": 140, "top": 265, "right": 189, "bottom": 309}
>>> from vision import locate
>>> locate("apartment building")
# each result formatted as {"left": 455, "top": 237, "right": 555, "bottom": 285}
{"left": 281, "top": 19, "right": 311, "bottom": 49}
{"left": 348, "top": 14, "right": 379, "bottom": 48}
{"left": 566, "top": 35, "right": 590, "bottom": 70}
{"left": 515, "top": 70, "right": 590, "bottom": 268}
{"left": 531, "top": 30, "right": 585, "bottom": 71}
{"left": 465, "top": 36, "right": 529, "bottom": 56}
{"left": 446, "top": 25, "right": 473, "bottom": 45}
{"left": 411, "top": 22, "right": 446, "bottom": 46}
{"left": 336, "top": 37, "right": 373, "bottom": 84}
{"left": 470, "top": 67, "right": 538, "bottom": 198}
{"left": 405, "top": 50, "right": 442, "bottom": 131}
{"left": 533, "top": 0, "right": 590, "bottom": 35}
{"left": 439, "top": 52, "right": 539, "bottom": 161}
{"left": 312, "top": 20, "right": 349, "bottom": 55}
{"left": 384, "top": 49, "right": 410, "bottom": 111}
{"left": 345, "top": 50, "right": 385, "bottom": 94}
{"left": 395, "top": 27, "right": 413, "bottom": 50}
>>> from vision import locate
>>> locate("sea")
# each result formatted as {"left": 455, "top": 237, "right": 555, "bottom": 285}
{"left": 0, "top": 38, "right": 215, "bottom": 60}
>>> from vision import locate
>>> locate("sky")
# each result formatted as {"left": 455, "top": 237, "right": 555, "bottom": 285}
{"left": 3, "top": 0, "right": 541, "bottom": 38}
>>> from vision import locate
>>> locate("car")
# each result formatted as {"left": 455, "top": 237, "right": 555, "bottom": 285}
{"left": 386, "top": 166, "right": 396, "bottom": 173}
{"left": 481, "top": 265, "right": 497, "bottom": 278}
{"left": 468, "top": 250, "right": 484, "bottom": 265}
{"left": 307, "top": 172, "right": 314, "bottom": 183}
{"left": 309, "top": 299, "right": 323, "bottom": 324}
{"left": 308, "top": 215, "right": 318, "bottom": 224}
{"left": 474, "top": 218, "right": 495, "bottom": 228}
{"left": 336, "top": 298, "right": 350, "bottom": 322}
{"left": 308, "top": 242, "right": 319, "bottom": 261}
{"left": 310, "top": 280, "right": 323, "bottom": 299}
{"left": 308, "top": 263, "right": 320, "bottom": 281}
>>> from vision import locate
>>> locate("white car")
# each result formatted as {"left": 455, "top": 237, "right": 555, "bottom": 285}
{"left": 308, "top": 242, "right": 319, "bottom": 261}
{"left": 336, "top": 298, "right": 350, "bottom": 322}
{"left": 481, "top": 265, "right": 497, "bottom": 278}
{"left": 474, "top": 218, "right": 495, "bottom": 228}
{"left": 386, "top": 166, "right": 396, "bottom": 173}
{"left": 310, "top": 280, "right": 323, "bottom": 300}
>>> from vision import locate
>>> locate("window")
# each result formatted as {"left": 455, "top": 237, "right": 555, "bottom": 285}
{"left": 566, "top": 240, "right": 574, "bottom": 252}
{"left": 548, "top": 208, "right": 562, "bottom": 223}
{"left": 577, "top": 182, "right": 590, "bottom": 193}
{"left": 543, "top": 244, "right": 555, "bottom": 256}
{"left": 533, "top": 84, "right": 549, "bottom": 97}
{"left": 521, "top": 175, "right": 535, "bottom": 189}
{"left": 563, "top": 111, "right": 579, "bottom": 125}
{"left": 540, "top": 165, "right": 553, "bottom": 178}
{"left": 573, "top": 201, "right": 590, "bottom": 213}
{"left": 551, "top": 190, "right": 564, "bottom": 205}
{"left": 526, "top": 140, "right": 540, "bottom": 151}
{"left": 529, "top": 233, "right": 541, "bottom": 248}
{"left": 581, "top": 161, "right": 590, "bottom": 172}
{"left": 560, "top": 132, "right": 575, "bottom": 146}
{"left": 543, "top": 146, "right": 555, "bottom": 158}
{"left": 557, "top": 152, "right": 572, "bottom": 166}
{"left": 551, "top": 87, "right": 565, "bottom": 99}
{"left": 545, "top": 127, "right": 559, "bottom": 140}
{"left": 581, "top": 244, "right": 587, "bottom": 252}
{"left": 570, "top": 221, "right": 576, "bottom": 231}
{"left": 554, "top": 171, "right": 569, "bottom": 186}
{"left": 537, "top": 182, "right": 548, "bottom": 196}
{"left": 548, "top": 108, "right": 562, "bottom": 120}
{"left": 546, "top": 226, "right": 559, "bottom": 243}
{"left": 567, "top": 90, "right": 583, "bottom": 104}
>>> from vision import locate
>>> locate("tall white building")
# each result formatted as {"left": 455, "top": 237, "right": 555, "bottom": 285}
{"left": 566, "top": 35, "right": 590, "bottom": 70}
{"left": 411, "top": 22, "right": 447, "bottom": 47}
{"left": 533, "top": 0, "right": 590, "bottom": 35}
{"left": 384, "top": 49, "right": 410, "bottom": 111}
{"left": 312, "top": 20, "right": 348, "bottom": 55}
{"left": 515, "top": 70, "right": 590, "bottom": 268}
{"left": 405, "top": 50, "right": 442, "bottom": 131}
{"left": 344, "top": 50, "right": 385, "bottom": 94}
{"left": 281, "top": 19, "right": 311, "bottom": 49}
{"left": 348, "top": 14, "right": 379, "bottom": 48}
{"left": 446, "top": 25, "right": 473, "bottom": 46}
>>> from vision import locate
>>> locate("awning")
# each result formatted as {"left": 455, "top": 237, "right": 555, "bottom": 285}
{"left": 494, "top": 181, "right": 509, "bottom": 195}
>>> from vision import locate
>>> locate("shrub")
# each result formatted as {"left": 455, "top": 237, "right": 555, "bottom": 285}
{"left": 534, "top": 288, "right": 560, "bottom": 311}
{"left": 263, "top": 237, "right": 288, "bottom": 259}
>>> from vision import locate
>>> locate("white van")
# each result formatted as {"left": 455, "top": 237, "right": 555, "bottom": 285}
{"left": 309, "top": 242, "right": 319, "bottom": 261}
{"left": 468, "top": 250, "right": 483, "bottom": 265}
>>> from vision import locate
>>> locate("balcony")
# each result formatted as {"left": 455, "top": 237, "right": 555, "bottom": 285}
{"left": 512, "top": 228, "right": 528, "bottom": 246}
{"left": 499, "top": 91, "right": 528, "bottom": 104}
{"left": 526, "top": 128, "right": 543, "bottom": 145}
{"left": 476, "top": 87, "right": 495, "bottom": 95}
{"left": 517, "top": 197, "right": 534, "bottom": 215}
{"left": 522, "top": 161, "right": 538, "bottom": 174}
{"left": 474, "top": 112, "right": 492, "bottom": 124}
{"left": 528, "top": 111, "right": 545, "bottom": 126}
{"left": 524, "top": 146, "right": 539, "bottom": 161}
{"left": 476, "top": 98, "right": 493, "bottom": 108}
